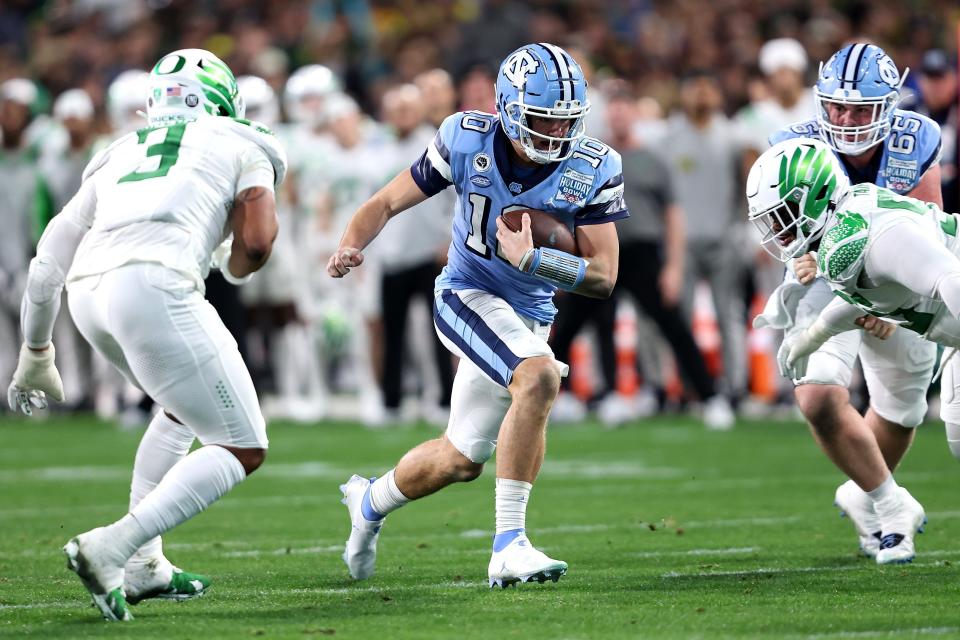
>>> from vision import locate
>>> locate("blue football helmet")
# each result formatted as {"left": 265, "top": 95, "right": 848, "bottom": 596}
{"left": 815, "top": 43, "right": 907, "bottom": 155}
{"left": 495, "top": 43, "right": 590, "bottom": 164}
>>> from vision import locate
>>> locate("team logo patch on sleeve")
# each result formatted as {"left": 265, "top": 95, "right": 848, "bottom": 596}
{"left": 554, "top": 168, "right": 594, "bottom": 206}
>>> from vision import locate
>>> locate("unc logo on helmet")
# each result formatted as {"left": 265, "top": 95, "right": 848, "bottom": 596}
{"left": 495, "top": 43, "right": 590, "bottom": 164}
{"left": 503, "top": 50, "right": 540, "bottom": 89}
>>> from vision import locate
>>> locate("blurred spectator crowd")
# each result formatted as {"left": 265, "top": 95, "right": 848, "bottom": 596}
{"left": 0, "top": 0, "right": 958, "bottom": 427}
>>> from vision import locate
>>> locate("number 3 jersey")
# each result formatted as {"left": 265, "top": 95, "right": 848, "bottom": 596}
{"left": 816, "top": 183, "right": 960, "bottom": 344}
{"left": 67, "top": 116, "right": 287, "bottom": 289}
{"left": 411, "top": 111, "right": 628, "bottom": 323}
{"left": 770, "top": 109, "right": 941, "bottom": 194}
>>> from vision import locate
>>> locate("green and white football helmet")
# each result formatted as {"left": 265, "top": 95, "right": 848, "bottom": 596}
{"left": 746, "top": 138, "right": 850, "bottom": 262}
{"left": 145, "top": 49, "right": 244, "bottom": 127}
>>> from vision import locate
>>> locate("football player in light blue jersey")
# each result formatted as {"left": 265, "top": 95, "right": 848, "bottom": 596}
{"left": 756, "top": 44, "right": 942, "bottom": 561}
{"left": 328, "top": 43, "right": 627, "bottom": 587}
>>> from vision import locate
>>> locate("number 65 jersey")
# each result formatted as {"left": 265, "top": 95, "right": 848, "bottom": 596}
{"left": 411, "top": 110, "right": 628, "bottom": 324}
{"left": 67, "top": 117, "right": 287, "bottom": 290}
{"left": 770, "top": 108, "right": 941, "bottom": 194}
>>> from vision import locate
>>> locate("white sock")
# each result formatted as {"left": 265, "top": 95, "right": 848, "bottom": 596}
{"left": 867, "top": 474, "right": 900, "bottom": 517}
{"left": 495, "top": 478, "right": 532, "bottom": 534}
{"left": 368, "top": 469, "right": 409, "bottom": 517}
{"left": 107, "top": 445, "right": 246, "bottom": 561}
{"left": 128, "top": 411, "right": 195, "bottom": 564}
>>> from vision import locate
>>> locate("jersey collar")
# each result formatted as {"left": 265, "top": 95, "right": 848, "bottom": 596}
{"left": 492, "top": 123, "right": 563, "bottom": 195}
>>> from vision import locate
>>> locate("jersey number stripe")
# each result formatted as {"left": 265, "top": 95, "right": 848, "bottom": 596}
{"left": 118, "top": 123, "right": 187, "bottom": 184}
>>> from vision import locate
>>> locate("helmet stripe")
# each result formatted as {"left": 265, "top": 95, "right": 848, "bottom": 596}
{"left": 842, "top": 43, "right": 866, "bottom": 89}
{"left": 539, "top": 42, "right": 572, "bottom": 102}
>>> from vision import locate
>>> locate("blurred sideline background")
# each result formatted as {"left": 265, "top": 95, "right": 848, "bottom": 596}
{"left": 0, "top": 0, "right": 958, "bottom": 429}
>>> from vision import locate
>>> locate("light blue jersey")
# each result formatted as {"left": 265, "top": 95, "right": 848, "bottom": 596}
{"left": 770, "top": 108, "right": 941, "bottom": 194}
{"left": 411, "top": 111, "right": 628, "bottom": 323}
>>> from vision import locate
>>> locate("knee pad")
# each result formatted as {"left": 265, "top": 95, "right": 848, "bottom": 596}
{"left": 946, "top": 423, "right": 960, "bottom": 461}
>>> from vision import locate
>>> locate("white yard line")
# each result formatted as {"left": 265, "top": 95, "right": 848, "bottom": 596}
{"left": 805, "top": 627, "right": 960, "bottom": 639}
{"left": 630, "top": 546, "right": 760, "bottom": 558}
{"left": 661, "top": 559, "right": 952, "bottom": 579}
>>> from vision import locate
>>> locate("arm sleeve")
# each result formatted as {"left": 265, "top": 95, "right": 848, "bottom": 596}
{"left": 236, "top": 146, "right": 276, "bottom": 195}
{"left": 865, "top": 221, "right": 960, "bottom": 303}
{"left": 21, "top": 179, "right": 96, "bottom": 348}
{"left": 807, "top": 296, "right": 865, "bottom": 342}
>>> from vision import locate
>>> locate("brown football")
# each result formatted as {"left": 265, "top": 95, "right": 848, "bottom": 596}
{"left": 500, "top": 209, "right": 578, "bottom": 255}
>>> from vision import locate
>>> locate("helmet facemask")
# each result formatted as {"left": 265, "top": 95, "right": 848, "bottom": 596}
{"left": 751, "top": 186, "right": 830, "bottom": 261}
{"left": 815, "top": 88, "right": 900, "bottom": 155}
{"left": 504, "top": 95, "right": 589, "bottom": 164}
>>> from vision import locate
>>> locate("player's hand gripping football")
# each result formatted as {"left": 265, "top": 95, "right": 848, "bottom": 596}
{"left": 7, "top": 343, "right": 65, "bottom": 416}
{"left": 495, "top": 212, "right": 534, "bottom": 270}
{"left": 794, "top": 252, "right": 818, "bottom": 285}
{"left": 327, "top": 247, "right": 365, "bottom": 278}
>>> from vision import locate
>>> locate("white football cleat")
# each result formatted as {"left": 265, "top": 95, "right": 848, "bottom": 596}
{"left": 488, "top": 534, "right": 567, "bottom": 588}
{"left": 875, "top": 488, "right": 926, "bottom": 565}
{"left": 834, "top": 480, "right": 881, "bottom": 558}
{"left": 703, "top": 395, "right": 735, "bottom": 431}
{"left": 124, "top": 556, "right": 210, "bottom": 604}
{"left": 63, "top": 528, "right": 132, "bottom": 621}
{"left": 340, "top": 475, "right": 383, "bottom": 580}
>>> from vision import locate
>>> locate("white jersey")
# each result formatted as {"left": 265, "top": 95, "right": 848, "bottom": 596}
{"left": 817, "top": 183, "right": 960, "bottom": 343}
{"left": 67, "top": 117, "right": 286, "bottom": 289}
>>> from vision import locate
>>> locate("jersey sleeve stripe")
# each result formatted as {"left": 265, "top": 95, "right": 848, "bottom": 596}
{"left": 426, "top": 136, "right": 453, "bottom": 181}
{"left": 574, "top": 207, "right": 630, "bottom": 225}
{"left": 919, "top": 139, "right": 942, "bottom": 179}
{"left": 410, "top": 149, "right": 452, "bottom": 197}
{"left": 586, "top": 174, "right": 625, "bottom": 205}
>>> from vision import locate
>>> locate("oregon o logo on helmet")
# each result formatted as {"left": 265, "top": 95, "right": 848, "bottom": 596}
{"left": 503, "top": 50, "right": 539, "bottom": 89}
{"left": 877, "top": 55, "right": 900, "bottom": 87}
{"left": 155, "top": 54, "right": 186, "bottom": 75}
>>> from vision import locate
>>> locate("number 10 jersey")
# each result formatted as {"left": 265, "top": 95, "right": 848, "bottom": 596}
{"left": 411, "top": 110, "right": 628, "bottom": 323}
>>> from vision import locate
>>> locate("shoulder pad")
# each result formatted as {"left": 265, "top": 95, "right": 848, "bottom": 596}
{"left": 81, "top": 132, "right": 135, "bottom": 182}
{"left": 817, "top": 211, "right": 869, "bottom": 284}
{"left": 222, "top": 118, "right": 289, "bottom": 187}
{"left": 768, "top": 120, "right": 821, "bottom": 147}
{"left": 438, "top": 111, "right": 497, "bottom": 154}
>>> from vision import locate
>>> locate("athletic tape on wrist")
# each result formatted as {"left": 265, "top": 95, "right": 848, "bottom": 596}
{"left": 526, "top": 248, "right": 587, "bottom": 291}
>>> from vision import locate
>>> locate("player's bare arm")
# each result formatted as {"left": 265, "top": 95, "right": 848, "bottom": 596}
{"left": 907, "top": 164, "right": 943, "bottom": 209}
{"left": 571, "top": 221, "right": 619, "bottom": 298}
{"left": 228, "top": 186, "right": 278, "bottom": 278}
{"left": 327, "top": 168, "right": 428, "bottom": 278}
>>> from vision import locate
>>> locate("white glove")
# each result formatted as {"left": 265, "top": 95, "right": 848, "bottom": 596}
{"left": 777, "top": 330, "right": 821, "bottom": 381}
{"left": 8, "top": 343, "right": 65, "bottom": 415}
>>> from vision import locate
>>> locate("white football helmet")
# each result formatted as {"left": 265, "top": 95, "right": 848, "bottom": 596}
{"left": 107, "top": 70, "right": 149, "bottom": 134}
{"left": 237, "top": 75, "right": 279, "bottom": 126}
{"left": 746, "top": 138, "right": 850, "bottom": 262}
{"left": 282, "top": 64, "right": 341, "bottom": 126}
{"left": 145, "top": 49, "right": 244, "bottom": 128}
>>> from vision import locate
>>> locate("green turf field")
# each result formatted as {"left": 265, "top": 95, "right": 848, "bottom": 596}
{"left": 1, "top": 414, "right": 958, "bottom": 639}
